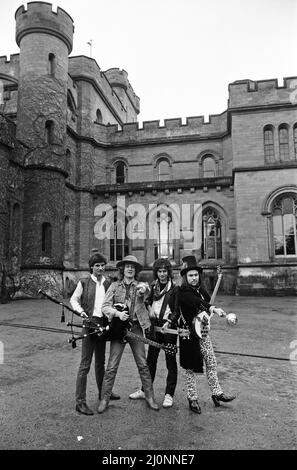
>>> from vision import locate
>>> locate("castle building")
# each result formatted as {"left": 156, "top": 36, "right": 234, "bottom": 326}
{"left": 1, "top": 2, "right": 297, "bottom": 298}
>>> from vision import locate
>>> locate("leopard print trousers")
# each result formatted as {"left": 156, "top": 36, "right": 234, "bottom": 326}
{"left": 185, "top": 335, "right": 223, "bottom": 400}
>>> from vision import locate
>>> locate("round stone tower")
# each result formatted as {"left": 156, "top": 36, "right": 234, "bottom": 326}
{"left": 15, "top": 2, "right": 74, "bottom": 294}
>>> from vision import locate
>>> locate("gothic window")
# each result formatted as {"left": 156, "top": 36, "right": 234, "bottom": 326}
{"left": 109, "top": 210, "right": 129, "bottom": 261}
{"left": 48, "top": 53, "right": 56, "bottom": 75}
{"left": 41, "top": 223, "right": 52, "bottom": 256}
{"left": 202, "top": 208, "right": 222, "bottom": 260}
{"left": 272, "top": 193, "right": 297, "bottom": 257}
{"left": 294, "top": 125, "right": 297, "bottom": 159}
{"left": 203, "top": 155, "right": 216, "bottom": 177}
{"left": 115, "top": 161, "right": 127, "bottom": 184}
{"left": 154, "top": 208, "right": 174, "bottom": 260}
{"left": 264, "top": 125, "right": 275, "bottom": 161}
{"left": 157, "top": 159, "right": 171, "bottom": 181}
{"left": 279, "top": 124, "right": 289, "bottom": 160}
{"left": 95, "top": 109, "right": 103, "bottom": 123}
{"left": 45, "top": 120, "right": 54, "bottom": 144}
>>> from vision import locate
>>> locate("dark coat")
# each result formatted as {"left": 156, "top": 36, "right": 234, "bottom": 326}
{"left": 169, "top": 283, "right": 212, "bottom": 373}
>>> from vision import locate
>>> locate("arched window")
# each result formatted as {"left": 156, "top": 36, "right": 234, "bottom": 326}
{"left": 279, "top": 124, "right": 289, "bottom": 160}
{"left": 154, "top": 207, "right": 174, "bottom": 260}
{"left": 110, "top": 209, "right": 129, "bottom": 261}
{"left": 45, "top": 120, "right": 54, "bottom": 144}
{"left": 115, "top": 161, "right": 127, "bottom": 184}
{"left": 64, "top": 216, "right": 70, "bottom": 255}
{"left": 264, "top": 125, "right": 275, "bottom": 161}
{"left": 95, "top": 109, "right": 103, "bottom": 124}
{"left": 48, "top": 53, "right": 56, "bottom": 75}
{"left": 158, "top": 159, "right": 170, "bottom": 181}
{"left": 272, "top": 193, "right": 297, "bottom": 257}
{"left": 41, "top": 223, "right": 52, "bottom": 256}
{"left": 294, "top": 124, "right": 297, "bottom": 159}
{"left": 202, "top": 208, "right": 222, "bottom": 259}
{"left": 203, "top": 155, "right": 216, "bottom": 177}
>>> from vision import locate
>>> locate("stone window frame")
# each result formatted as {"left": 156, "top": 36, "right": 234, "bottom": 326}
{"left": 262, "top": 186, "right": 297, "bottom": 261}
{"left": 278, "top": 123, "right": 290, "bottom": 161}
{"left": 45, "top": 120, "right": 54, "bottom": 144}
{"left": 109, "top": 206, "right": 130, "bottom": 262}
{"left": 263, "top": 124, "right": 275, "bottom": 162}
{"left": 48, "top": 53, "right": 56, "bottom": 76}
{"left": 111, "top": 158, "right": 128, "bottom": 184}
{"left": 95, "top": 108, "right": 103, "bottom": 124}
{"left": 197, "top": 150, "right": 222, "bottom": 178}
{"left": 146, "top": 202, "right": 179, "bottom": 264}
{"left": 41, "top": 222, "right": 52, "bottom": 257}
{"left": 200, "top": 202, "right": 227, "bottom": 263}
{"left": 153, "top": 154, "right": 173, "bottom": 181}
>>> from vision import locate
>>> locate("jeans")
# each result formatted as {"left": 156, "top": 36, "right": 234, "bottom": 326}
{"left": 76, "top": 331, "right": 106, "bottom": 404}
{"left": 102, "top": 323, "right": 154, "bottom": 401}
{"left": 144, "top": 332, "right": 177, "bottom": 397}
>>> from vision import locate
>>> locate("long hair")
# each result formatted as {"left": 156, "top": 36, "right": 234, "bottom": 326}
{"left": 118, "top": 265, "right": 141, "bottom": 281}
{"left": 181, "top": 270, "right": 201, "bottom": 287}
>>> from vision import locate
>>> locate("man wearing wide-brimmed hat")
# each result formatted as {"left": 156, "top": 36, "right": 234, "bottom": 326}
{"left": 70, "top": 251, "right": 120, "bottom": 415}
{"left": 98, "top": 255, "right": 159, "bottom": 413}
{"left": 164, "top": 255, "right": 236, "bottom": 414}
{"left": 129, "top": 257, "right": 178, "bottom": 408}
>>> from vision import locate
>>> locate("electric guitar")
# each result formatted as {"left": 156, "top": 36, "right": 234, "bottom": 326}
{"left": 192, "top": 265, "right": 222, "bottom": 340}
{"left": 111, "top": 303, "right": 177, "bottom": 356}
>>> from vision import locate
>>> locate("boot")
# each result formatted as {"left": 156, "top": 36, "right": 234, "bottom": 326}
{"left": 188, "top": 399, "right": 201, "bottom": 414}
{"left": 212, "top": 393, "right": 236, "bottom": 407}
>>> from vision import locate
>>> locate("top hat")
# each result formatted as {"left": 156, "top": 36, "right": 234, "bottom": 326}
{"left": 116, "top": 255, "right": 143, "bottom": 272}
{"left": 180, "top": 255, "right": 202, "bottom": 276}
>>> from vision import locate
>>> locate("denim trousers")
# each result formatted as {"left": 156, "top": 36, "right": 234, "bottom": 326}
{"left": 102, "top": 323, "right": 154, "bottom": 401}
{"left": 76, "top": 331, "right": 106, "bottom": 403}
{"left": 144, "top": 332, "right": 177, "bottom": 397}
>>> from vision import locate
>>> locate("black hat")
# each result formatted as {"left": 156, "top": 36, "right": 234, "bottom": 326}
{"left": 180, "top": 255, "right": 202, "bottom": 276}
{"left": 88, "top": 252, "right": 107, "bottom": 271}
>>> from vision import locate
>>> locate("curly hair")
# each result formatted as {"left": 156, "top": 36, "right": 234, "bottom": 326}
{"left": 153, "top": 258, "right": 173, "bottom": 280}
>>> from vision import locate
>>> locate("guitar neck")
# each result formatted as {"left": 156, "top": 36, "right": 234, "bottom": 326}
{"left": 125, "top": 330, "right": 163, "bottom": 350}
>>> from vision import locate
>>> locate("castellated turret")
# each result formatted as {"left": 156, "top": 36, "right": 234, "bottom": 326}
{"left": 105, "top": 68, "right": 140, "bottom": 122}
{"left": 14, "top": 2, "right": 74, "bottom": 286}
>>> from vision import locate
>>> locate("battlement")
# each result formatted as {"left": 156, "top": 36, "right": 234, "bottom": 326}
{"left": 69, "top": 56, "right": 130, "bottom": 120}
{"left": 0, "top": 54, "right": 20, "bottom": 82}
{"left": 15, "top": 2, "right": 74, "bottom": 53}
{"left": 100, "top": 111, "right": 228, "bottom": 144}
{"left": 228, "top": 76, "right": 297, "bottom": 108}
{"left": 104, "top": 68, "right": 140, "bottom": 112}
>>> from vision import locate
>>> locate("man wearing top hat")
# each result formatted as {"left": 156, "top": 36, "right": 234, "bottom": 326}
{"left": 70, "top": 251, "right": 120, "bottom": 415}
{"left": 164, "top": 255, "right": 236, "bottom": 414}
{"left": 98, "top": 255, "right": 159, "bottom": 413}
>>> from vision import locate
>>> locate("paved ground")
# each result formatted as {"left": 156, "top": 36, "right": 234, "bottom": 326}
{"left": 0, "top": 295, "right": 296, "bottom": 450}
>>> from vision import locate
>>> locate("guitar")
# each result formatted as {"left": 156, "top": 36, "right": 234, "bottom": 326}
{"left": 110, "top": 303, "right": 177, "bottom": 356}
{"left": 192, "top": 265, "right": 223, "bottom": 340}
{"left": 154, "top": 325, "right": 190, "bottom": 338}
